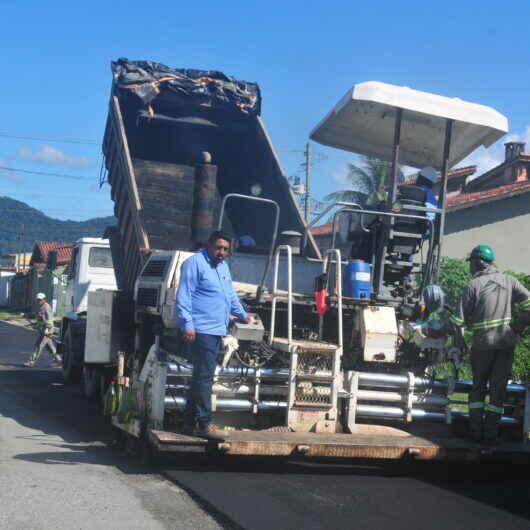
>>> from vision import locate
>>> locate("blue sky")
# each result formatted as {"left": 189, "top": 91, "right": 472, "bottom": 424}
{"left": 2, "top": 1, "right": 530, "bottom": 221}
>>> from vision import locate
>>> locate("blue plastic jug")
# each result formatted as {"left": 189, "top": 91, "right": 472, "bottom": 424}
{"left": 344, "top": 260, "right": 372, "bottom": 299}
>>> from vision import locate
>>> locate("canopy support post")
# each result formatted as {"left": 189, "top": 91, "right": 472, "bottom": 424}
{"left": 387, "top": 108, "right": 403, "bottom": 209}
{"left": 374, "top": 108, "right": 402, "bottom": 298}
{"left": 432, "top": 119, "right": 453, "bottom": 281}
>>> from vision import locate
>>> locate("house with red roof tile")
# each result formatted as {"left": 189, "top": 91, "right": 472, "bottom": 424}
{"left": 29, "top": 241, "right": 74, "bottom": 271}
{"left": 401, "top": 165, "right": 477, "bottom": 196}
{"left": 444, "top": 142, "right": 530, "bottom": 272}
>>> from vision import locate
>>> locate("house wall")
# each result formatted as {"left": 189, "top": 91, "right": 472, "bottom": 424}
{"left": 0, "top": 271, "right": 15, "bottom": 306}
{"left": 444, "top": 192, "right": 530, "bottom": 273}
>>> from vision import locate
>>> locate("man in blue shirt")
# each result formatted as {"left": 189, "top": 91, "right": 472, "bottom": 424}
{"left": 416, "top": 166, "right": 438, "bottom": 221}
{"left": 176, "top": 230, "right": 251, "bottom": 439}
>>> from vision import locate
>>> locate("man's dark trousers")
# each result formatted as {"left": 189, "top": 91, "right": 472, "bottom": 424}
{"left": 184, "top": 333, "right": 221, "bottom": 429}
{"left": 469, "top": 347, "right": 514, "bottom": 441}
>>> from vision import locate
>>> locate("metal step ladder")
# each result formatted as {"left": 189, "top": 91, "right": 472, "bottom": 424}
{"left": 269, "top": 246, "right": 344, "bottom": 433}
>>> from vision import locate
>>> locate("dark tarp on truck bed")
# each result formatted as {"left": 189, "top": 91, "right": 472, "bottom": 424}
{"left": 111, "top": 58, "right": 261, "bottom": 116}
{"left": 104, "top": 59, "right": 319, "bottom": 290}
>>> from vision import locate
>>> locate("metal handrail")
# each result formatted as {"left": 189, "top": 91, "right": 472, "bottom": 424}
{"left": 269, "top": 245, "right": 293, "bottom": 347}
{"left": 321, "top": 248, "right": 343, "bottom": 348}
{"left": 302, "top": 201, "right": 362, "bottom": 254}
{"left": 329, "top": 206, "right": 436, "bottom": 293}
{"left": 217, "top": 193, "right": 281, "bottom": 302}
{"left": 330, "top": 207, "right": 434, "bottom": 238}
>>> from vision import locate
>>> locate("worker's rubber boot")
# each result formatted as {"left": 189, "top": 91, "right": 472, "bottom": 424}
{"left": 483, "top": 411, "right": 501, "bottom": 446}
{"left": 468, "top": 407, "right": 484, "bottom": 443}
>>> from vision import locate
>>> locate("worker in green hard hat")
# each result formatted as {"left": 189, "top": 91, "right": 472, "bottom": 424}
{"left": 451, "top": 245, "right": 530, "bottom": 445}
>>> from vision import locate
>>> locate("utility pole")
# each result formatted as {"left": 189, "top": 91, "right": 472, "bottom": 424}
{"left": 304, "top": 142, "right": 312, "bottom": 222}
{"left": 17, "top": 224, "right": 25, "bottom": 272}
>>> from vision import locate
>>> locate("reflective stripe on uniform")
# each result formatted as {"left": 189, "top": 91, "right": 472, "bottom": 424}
{"left": 472, "top": 317, "right": 512, "bottom": 330}
{"left": 469, "top": 401, "right": 484, "bottom": 409}
{"left": 521, "top": 298, "right": 530, "bottom": 309}
{"left": 485, "top": 403, "right": 503, "bottom": 414}
{"left": 450, "top": 314, "right": 464, "bottom": 326}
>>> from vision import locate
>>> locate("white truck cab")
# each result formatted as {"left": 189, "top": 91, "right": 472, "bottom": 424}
{"left": 61, "top": 237, "right": 117, "bottom": 387}
{"left": 64, "top": 237, "right": 117, "bottom": 319}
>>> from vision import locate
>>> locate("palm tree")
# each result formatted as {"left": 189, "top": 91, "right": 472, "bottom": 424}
{"left": 324, "top": 156, "right": 403, "bottom": 206}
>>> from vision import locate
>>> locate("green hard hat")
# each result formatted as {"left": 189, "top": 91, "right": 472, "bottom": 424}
{"left": 467, "top": 245, "right": 495, "bottom": 262}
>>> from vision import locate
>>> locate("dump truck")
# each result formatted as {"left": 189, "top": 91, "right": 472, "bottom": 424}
{"left": 61, "top": 237, "right": 117, "bottom": 390}
{"left": 72, "top": 59, "right": 530, "bottom": 461}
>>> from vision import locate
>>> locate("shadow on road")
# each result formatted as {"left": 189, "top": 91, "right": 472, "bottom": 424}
{"left": 0, "top": 368, "right": 148, "bottom": 477}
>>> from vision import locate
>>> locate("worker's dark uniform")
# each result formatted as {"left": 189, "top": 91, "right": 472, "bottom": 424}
{"left": 452, "top": 266, "right": 530, "bottom": 442}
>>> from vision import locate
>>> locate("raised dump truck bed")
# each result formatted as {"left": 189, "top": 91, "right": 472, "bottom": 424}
{"left": 102, "top": 59, "right": 318, "bottom": 291}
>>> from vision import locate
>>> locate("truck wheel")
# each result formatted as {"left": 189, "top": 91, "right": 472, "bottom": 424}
{"left": 100, "top": 374, "right": 111, "bottom": 401}
{"left": 62, "top": 327, "right": 82, "bottom": 384}
{"left": 83, "top": 366, "right": 101, "bottom": 401}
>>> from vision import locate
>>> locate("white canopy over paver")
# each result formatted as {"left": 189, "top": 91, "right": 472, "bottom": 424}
{"left": 310, "top": 81, "right": 508, "bottom": 169}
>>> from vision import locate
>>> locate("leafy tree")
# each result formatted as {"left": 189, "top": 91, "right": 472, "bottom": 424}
{"left": 323, "top": 156, "right": 404, "bottom": 206}
{"left": 507, "top": 272, "right": 530, "bottom": 382}
{"left": 437, "top": 257, "right": 471, "bottom": 311}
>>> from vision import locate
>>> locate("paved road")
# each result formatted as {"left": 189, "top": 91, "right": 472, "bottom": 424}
{"left": 1, "top": 321, "right": 529, "bottom": 530}
{"left": 0, "top": 321, "right": 227, "bottom": 530}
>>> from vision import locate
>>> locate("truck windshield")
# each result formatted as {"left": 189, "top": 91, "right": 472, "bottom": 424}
{"left": 88, "top": 247, "right": 113, "bottom": 268}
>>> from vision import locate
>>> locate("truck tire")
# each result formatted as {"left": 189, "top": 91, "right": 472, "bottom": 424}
{"left": 62, "top": 327, "right": 83, "bottom": 384}
{"left": 100, "top": 374, "right": 111, "bottom": 401}
{"left": 83, "top": 366, "right": 101, "bottom": 401}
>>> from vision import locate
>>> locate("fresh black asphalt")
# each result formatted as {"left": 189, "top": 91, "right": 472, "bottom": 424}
{"left": 1, "top": 320, "right": 529, "bottom": 530}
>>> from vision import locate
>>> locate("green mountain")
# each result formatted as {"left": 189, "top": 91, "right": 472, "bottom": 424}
{"left": 0, "top": 196, "right": 116, "bottom": 256}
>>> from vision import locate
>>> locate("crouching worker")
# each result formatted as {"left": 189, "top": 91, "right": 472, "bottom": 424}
{"left": 176, "top": 231, "right": 252, "bottom": 439}
{"left": 24, "top": 293, "right": 62, "bottom": 367}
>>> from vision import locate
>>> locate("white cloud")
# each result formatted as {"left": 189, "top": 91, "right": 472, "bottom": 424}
{"left": 460, "top": 125, "right": 530, "bottom": 181}
{"left": 16, "top": 143, "right": 95, "bottom": 168}
{"left": 461, "top": 146, "right": 503, "bottom": 178}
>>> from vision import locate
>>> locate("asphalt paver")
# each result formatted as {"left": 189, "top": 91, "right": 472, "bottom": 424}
{"left": 1, "top": 320, "right": 529, "bottom": 530}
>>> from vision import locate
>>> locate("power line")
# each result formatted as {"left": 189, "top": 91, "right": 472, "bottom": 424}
{"left": 0, "top": 207, "right": 113, "bottom": 215}
{"left": 0, "top": 206, "right": 112, "bottom": 212}
{"left": 0, "top": 189, "right": 110, "bottom": 199}
{"left": 0, "top": 131, "right": 99, "bottom": 146}
{"left": 0, "top": 166, "right": 95, "bottom": 181}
